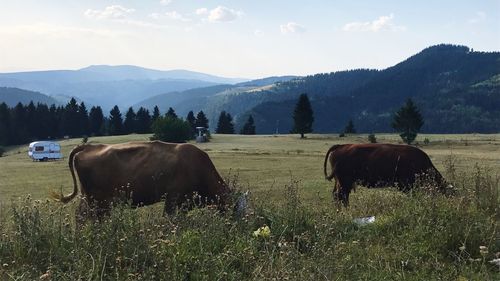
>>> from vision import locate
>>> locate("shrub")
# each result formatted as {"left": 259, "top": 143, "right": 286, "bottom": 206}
{"left": 151, "top": 116, "right": 194, "bottom": 143}
{"left": 368, "top": 134, "right": 377, "bottom": 143}
{"left": 0, "top": 146, "right": 4, "bottom": 157}
{"left": 423, "top": 138, "right": 430, "bottom": 145}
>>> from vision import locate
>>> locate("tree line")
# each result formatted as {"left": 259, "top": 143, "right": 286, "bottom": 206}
{"left": 0, "top": 97, "right": 258, "bottom": 146}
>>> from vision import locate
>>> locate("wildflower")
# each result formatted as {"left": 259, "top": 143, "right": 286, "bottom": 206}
{"left": 479, "top": 245, "right": 488, "bottom": 255}
{"left": 459, "top": 245, "right": 466, "bottom": 251}
{"left": 39, "top": 270, "right": 51, "bottom": 280}
{"left": 253, "top": 225, "right": 271, "bottom": 238}
{"left": 489, "top": 258, "right": 500, "bottom": 267}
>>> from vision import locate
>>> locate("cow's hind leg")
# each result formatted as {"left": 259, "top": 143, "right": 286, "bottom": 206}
{"left": 332, "top": 177, "right": 352, "bottom": 210}
{"left": 76, "top": 197, "right": 112, "bottom": 227}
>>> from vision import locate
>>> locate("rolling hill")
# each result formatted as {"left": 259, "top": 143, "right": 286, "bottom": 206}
{"left": 0, "top": 87, "right": 60, "bottom": 107}
{"left": 246, "top": 44, "right": 500, "bottom": 134}
{"left": 135, "top": 44, "right": 499, "bottom": 134}
{"left": 0, "top": 65, "right": 247, "bottom": 110}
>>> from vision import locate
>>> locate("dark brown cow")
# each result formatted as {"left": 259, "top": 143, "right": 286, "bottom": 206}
{"left": 323, "top": 143, "right": 448, "bottom": 207}
{"left": 52, "top": 141, "right": 231, "bottom": 220}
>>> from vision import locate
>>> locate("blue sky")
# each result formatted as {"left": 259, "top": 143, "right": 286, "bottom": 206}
{"left": 0, "top": 0, "right": 498, "bottom": 78}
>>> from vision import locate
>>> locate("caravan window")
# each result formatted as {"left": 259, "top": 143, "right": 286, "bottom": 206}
{"left": 35, "top": 146, "right": 44, "bottom": 152}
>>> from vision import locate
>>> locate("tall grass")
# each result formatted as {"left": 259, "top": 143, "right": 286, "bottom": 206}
{"left": 0, "top": 168, "right": 498, "bottom": 280}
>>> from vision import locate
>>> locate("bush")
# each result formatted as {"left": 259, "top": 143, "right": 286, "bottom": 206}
{"left": 0, "top": 146, "right": 4, "bottom": 157}
{"left": 151, "top": 117, "right": 194, "bottom": 143}
{"left": 423, "top": 138, "right": 430, "bottom": 145}
{"left": 368, "top": 134, "right": 377, "bottom": 143}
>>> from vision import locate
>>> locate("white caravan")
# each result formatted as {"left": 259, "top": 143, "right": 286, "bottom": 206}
{"left": 28, "top": 141, "right": 63, "bottom": 161}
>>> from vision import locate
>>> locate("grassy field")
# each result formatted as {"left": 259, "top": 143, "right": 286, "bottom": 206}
{"left": 0, "top": 133, "right": 499, "bottom": 280}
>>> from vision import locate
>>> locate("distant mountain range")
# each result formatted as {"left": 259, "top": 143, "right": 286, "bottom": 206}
{"left": 0, "top": 65, "right": 247, "bottom": 110}
{"left": 1, "top": 44, "right": 498, "bottom": 133}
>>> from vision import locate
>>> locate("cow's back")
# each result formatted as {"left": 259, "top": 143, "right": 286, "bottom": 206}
{"left": 331, "top": 143, "right": 436, "bottom": 187}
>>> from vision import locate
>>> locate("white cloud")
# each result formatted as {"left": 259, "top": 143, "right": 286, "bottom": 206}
{"left": 0, "top": 23, "right": 120, "bottom": 38}
{"left": 343, "top": 14, "right": 405, "bottom": 32}
{"left": 160, "top": 0, "right": 172, "bottom": 6}
{"left": 207, "top": 6, "right": 243, "bottom": 22}
{"left": 468, "top": 11, "right": 486, "bottom": 24}
{"left": 149, "top": 13, "right": 161, "bottom": 20}
{"left": 165, "top": 11, "right": 191, "bottom": 22}
{"left": 85, "top": 5, "right": 135, "bottom": 20}
{"left": 254, "top": 29, "right": 264, "bottom": 36}
{"left": 280, "top": 22, "right": 305, "bottom": 34}
{"left": 196, "top": 8, "right": 208, "bottom": 15}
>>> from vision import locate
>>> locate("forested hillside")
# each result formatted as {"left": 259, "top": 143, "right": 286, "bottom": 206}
{"left": 244, "top": 45, "right": 500, "bottom": 133}
{"left": 0, "top": 87, "right": 59, "bottom": 107}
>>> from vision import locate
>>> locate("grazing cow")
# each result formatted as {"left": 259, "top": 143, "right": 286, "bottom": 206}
{"left": 52, "top": 141, "right": 236, "bottom": 221}
{"left": 323, "top": 143, "right": 448, "bottom": 207}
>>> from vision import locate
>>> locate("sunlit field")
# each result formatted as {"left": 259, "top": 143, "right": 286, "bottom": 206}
{"left": 0, "top": 133, "right": 499, "bottom": 280}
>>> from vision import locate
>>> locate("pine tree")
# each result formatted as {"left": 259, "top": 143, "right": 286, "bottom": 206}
{"left": 109, "top": 105, "right": 124, "bottom": 135}
{"left": 292, "top": 93, "right": 314, "bottom": 138}
{"left": 10, "top": 102, "right": 29, "bottom": 144}
{"left": 152, "top": 106, "right": 160, "bottom": 123}
{"left": 186, "top": 111, "right": 196, "bottom": 136}
{"left": 216, "top": 111, "right": 234, "bottom": 134}
{"left": 343, "top": 119, "right": 356, "bottom": 134}
{"left": 35, "top": 103, "right": 51, "bottom": 139}
{"left": 136, "top": 107, "right": 152, "bottom": 134}
{"left": 78, "top": 102, "right": 89, "bottom": 136}
{"left": 195, "top": 111, "right": 209, "bottom": 129}
{"left": 240, "top": 115, "right": 256, "bottom": 135}
{"left": 0, "top": 102, "right": 11, "bottom": 145}
{"left": 392, "top": 98, "right": 424, "bottom": 144}
{"left": 89, "top": 106, "right": 105, "bottom": 136}
{"left": 165, "top": 107, "right": 178, "bottom": 119}
{"left": 61, "top": 98, "right": 80, "bottom": 137}
{"left": 124, "top": 107, "right": 137, "bottom": 134}
{"left": 48, "top": 104, "right": 60, "bottom": 139}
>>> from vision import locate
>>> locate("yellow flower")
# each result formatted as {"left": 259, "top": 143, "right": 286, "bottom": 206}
{"left": 253, "top": 225, "right": 271, "bottom": 238}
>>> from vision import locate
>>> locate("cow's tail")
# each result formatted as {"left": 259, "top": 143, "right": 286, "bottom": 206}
{"left": 324, "top": 145, "right": 343, "bottom": 181}
{"left": 50, "top": 144, "right": 86, "bottom": 203}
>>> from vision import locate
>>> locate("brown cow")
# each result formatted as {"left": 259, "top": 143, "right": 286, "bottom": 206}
{"left": 51, "top": 141, "right": 234, "bottom": 221}
{"left": 323, "top": 143, "right": 448, "bottom": 207}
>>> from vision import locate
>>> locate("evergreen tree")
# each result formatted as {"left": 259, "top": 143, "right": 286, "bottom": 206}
{"left": 78, "top": 102, "right": 89, "bottom": 136}
{"left": 152, "top": 106, "right": 160, "bottom": 123}
{"left": 48, "top": 104, "right": 60, "bottom": 139}
{"left": 0, "top": 102, "right": 10, "bottom": 145}
{"left": 108, "top": 105, "right": 124, "bottom": 135}
{"left": 26, "top": 101, "right": 37, "bottom": 139}
{"left": 216, "top": 111, "right": 235, "bottom": 134}
{"left": 392, "top": 98, "right": 424, "bottom": 144}
{"left": 343, "top": 119, "right": 356, "bottom": 134}
{"left": 292, "top": 93, "right": 314, "bottom": 138}
{"left": 195, "top": 111, "right": 209, "bottom": 129}
{"left": 165, "top": 107, "right": 178, "bottom": 119}
{"left": 123, "top": 107, "right": 137, "bottom": 134}
{"left": 240, "top": 115, "right": 256, "bottom": 135}
{"left": 89, "top": 106, "right": 105, "bottom": 136}
{"left": 61, "top": 98, "right": 80, "bottom": 137}
{"left": 136, "top": 107, "right": 152, "bottom": 134}
{"left": 186, "top": 111, "right": 196, "bottom": 135}
{"left": 10, "top": 102, "right": 29, "bottom": 144}
{"left": 35, "top": 103, "right": 51, "bottom": 139}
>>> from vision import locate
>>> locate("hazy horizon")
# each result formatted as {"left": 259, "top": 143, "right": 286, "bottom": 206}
{"left": 1, "top": 0, "right": 499, "bottom": 79}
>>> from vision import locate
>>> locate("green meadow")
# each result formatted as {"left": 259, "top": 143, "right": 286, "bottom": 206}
{"left": 0, "top": 134, "right": 499, "bottom": 280}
